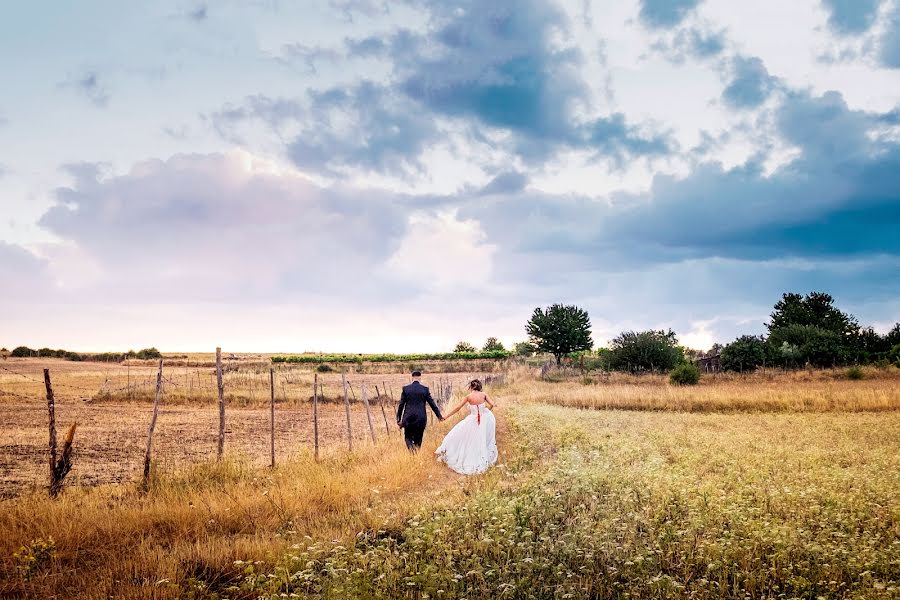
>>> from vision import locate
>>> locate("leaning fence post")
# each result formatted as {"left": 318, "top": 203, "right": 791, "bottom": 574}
{"left": 143, "top": 359, "right": 163, "bottom": 487}
{"left": 313, "top": 373, "right": 320, "bottom": 461}
{"left": 216, "top": 347, "right": 225, "bottom": 460}
{"left": 342, "top": 373, "right": 353, "bottom": 452}
{"left": 44, "top": 369, "right": 57, "bottom": 495}
{"left": 362, "top": 383, "right": 376, "bottom": 443}
{"left": 269, "top": 368, "right": 275, "bottom": 468}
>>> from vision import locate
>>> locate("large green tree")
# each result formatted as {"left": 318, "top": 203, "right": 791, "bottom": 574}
{"left": 721, "top": 335, "right": 768, "bottom": 372}
{"left": 767, "top": 292, "right": 858, "bottom": 338}
{"left": 608, "top": 329, "right": 682, "bottom": 373}
{"left": 525, "top": 304, "right": 593, "bottom": 365}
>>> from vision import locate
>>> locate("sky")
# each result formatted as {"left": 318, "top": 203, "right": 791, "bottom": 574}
{"left": 1, "top": 0, "right": 899, "bottom": 353}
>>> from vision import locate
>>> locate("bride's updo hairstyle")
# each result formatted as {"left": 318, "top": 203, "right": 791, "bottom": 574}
{"left": 469, "top": 379, "right": 483, "bottom": 392}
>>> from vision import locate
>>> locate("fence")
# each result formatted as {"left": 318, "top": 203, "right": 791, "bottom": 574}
{"left": 0, "top": 355, "right": 492, "bottom": 497}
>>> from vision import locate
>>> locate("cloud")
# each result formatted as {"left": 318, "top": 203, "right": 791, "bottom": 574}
{"left": 880, "top": 3, "right": 900, "bottom": 68}
{"left": 821, "top": 0, "right": 884, "bottom": 35}
{"left": 37, "top": 152, "right": 413, "bottom": 302}
{"left": 394, "top": 0, "right": 672, "bottom": 162}
{"left": 721, "top": 56, "right": 777, "bottom": 109}
{"left": 212, "top": 0, "right": 673, "bottom": 177}
{"left": 59, "top": 71, "right": 110, "bottom": 107}
{"left": 638, "top": 0, "right": 703, "bottom": 29}
{"left": 0, "top": 242, "right": 53, "bottom": 301}
{"left": 459, "top": 90, "right": 900, "bottom": 274}
{"left": 187, "top": 4, "right": 208, "bottom": 21}
{"left": 478, "top": 171, "right": 529, "bottom": 196}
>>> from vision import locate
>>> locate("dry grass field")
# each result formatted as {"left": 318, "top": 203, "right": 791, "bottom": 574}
{"left": 1, "top": 358, "right": 899, "bottom": 598}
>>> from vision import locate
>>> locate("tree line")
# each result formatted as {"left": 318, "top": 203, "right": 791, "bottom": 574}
{"left": 496, "top": 293, "right": 900, "bottom": 375}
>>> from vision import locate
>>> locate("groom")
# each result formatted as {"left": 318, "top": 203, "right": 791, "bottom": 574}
{"left": 397, "top": 370, "right": 444, "bottom": 451}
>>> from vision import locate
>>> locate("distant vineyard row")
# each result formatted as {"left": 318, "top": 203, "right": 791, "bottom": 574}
{"left": 271, "top": 351, "right": 512, "bottom": 364}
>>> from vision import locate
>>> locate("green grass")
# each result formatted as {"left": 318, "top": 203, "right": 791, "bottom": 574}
{"left": 243, "top": 405, "right": 900, "bottom": 599}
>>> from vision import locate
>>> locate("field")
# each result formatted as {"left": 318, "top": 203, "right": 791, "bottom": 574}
{"left": 1, "top": 360, "right": 899, "bottom": 598}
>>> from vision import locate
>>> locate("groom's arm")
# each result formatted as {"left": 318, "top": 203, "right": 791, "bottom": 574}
{"left": 396, "top": 388, "right": 407, "bottom": 425}
{"left": 425, "top": 388, "right": 444, "bottom": 421}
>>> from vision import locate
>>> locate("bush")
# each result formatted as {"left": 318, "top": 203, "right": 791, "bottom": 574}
{"left": 669, "top": 363, "right": 700, "bottom": 385}
{"left": 316, "top": 364, "right": 334, "bottom": 373}
{"left": 11, "top": 346, "right": 34, "bottom": 357}
{"left": 514, "top": 341, "right": 537, "bottom": 356}
{"left": 846, "top": 366, "right": 865, "bottom": 380}
{"left": 134, "top": 347, "right": 162, "bottom": 360}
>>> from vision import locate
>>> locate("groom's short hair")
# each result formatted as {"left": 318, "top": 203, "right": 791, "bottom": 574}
{"left": 411, "top": 370, "right": 422, "bottom": 377}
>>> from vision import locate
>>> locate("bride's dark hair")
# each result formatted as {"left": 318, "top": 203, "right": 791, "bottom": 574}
{"left": 469, "top": 379, "right": 483, "bottom": 391}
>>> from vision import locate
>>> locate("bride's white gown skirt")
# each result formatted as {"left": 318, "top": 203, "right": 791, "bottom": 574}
{"left": 435, "top": 404, "right": 498, "bottom": 475}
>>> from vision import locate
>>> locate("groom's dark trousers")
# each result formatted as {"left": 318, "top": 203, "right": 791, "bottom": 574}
{"left": 397, "top": 381, "right": 443, "bottom": 451}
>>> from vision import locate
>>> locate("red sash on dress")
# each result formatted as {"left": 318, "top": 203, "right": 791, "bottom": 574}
{"left": 477, "top": 404, "right": 481, "bottom": 425}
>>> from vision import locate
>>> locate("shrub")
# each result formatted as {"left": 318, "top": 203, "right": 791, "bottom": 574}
{"left": 514, "top": 341, "right": 537, "bottom": 356}
{"left": 135, "top": 347, "right": 162, "bottom": 360}
{"left": 316, "top": 364, "right": 334, "bottom": 373}
{"left": 11, "top": 346, "right": 33, "bottom": 357}
{"left": 846, "top": 366, "right": 865, "bottom": 380}
{"left": 873, "top": 358, "right": 892, "bottom": 370}
{"left": 13, "top": 537, "right": 55, "bottom": 580}
{"left": 669, "top": 363, "right": 700, "bottom": 385}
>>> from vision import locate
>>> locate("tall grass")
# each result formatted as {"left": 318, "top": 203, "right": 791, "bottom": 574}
{"left": 0, "top": 430, "right": 474, "bottom": 599}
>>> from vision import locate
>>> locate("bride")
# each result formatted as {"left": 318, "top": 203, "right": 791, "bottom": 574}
{"left": 435, "top": 379, "right": 498, "bottom": 475}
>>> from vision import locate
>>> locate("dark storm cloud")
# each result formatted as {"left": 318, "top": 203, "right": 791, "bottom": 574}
{"left": 213, "top": 0, "right": 673, "bottom": 176}
{"left": 460, "top": 90, "right": 900, "bottom": 272}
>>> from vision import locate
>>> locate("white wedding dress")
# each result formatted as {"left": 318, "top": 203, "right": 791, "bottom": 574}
{"left": 435, "top": 403, "right": 498, "bottom": 475}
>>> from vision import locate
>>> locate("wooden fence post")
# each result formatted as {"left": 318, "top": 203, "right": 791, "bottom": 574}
{"left": 44, "top": 369, "right": 57, "bottom": 495}
{"left": 376, "top": 385, "right": 390, "bottom": 434}
{"left": 342, "top": 373, "right": 353, "bottom": 452}
{"left": 362, "top": 383, "right": 376, "bottom": 443}
{"left": 216, "top": 347, "right": 225, "bottom": 460}
{"left": 143, "top": 359, "right": 163, "bottom": 487}
{"left": 313, "top": 374, "right": 319, "bottom": 461}
{"left": 269, "top": 368, "right": 275, "bottom": 468}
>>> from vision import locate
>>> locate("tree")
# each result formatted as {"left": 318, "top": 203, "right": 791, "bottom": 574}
{"left": 884, "top": 323, "right": 900, "bottom": 348}
{"left": 767, "top": 324, "right": 847, "bottom": 368}
{"left": 525, "top": 304, "right": 593, "bottom": 366}
{"left": 482, "top": 337, "right": 505, "bottom": 352}
{"left": 768, "top": 292, "right": 858, "bottom": 338}
{"left": 454, "top": 341, "right": 476, "bottom": 353}
{"left": 11, "top": 346, "right": 33, "bottom": 358}
{"left": 513, "top": 341, "right": 537, "bottom": 356}
{"left": 721, "top": 335, "right": 767, "bottom": 372}
{"left": 608, "top": 330, "right": 682, "bottom": 373}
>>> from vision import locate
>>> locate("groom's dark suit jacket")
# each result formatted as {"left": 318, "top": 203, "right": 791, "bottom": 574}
{"left": 397, "top": 381, "right": 443, "bottom": 427}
